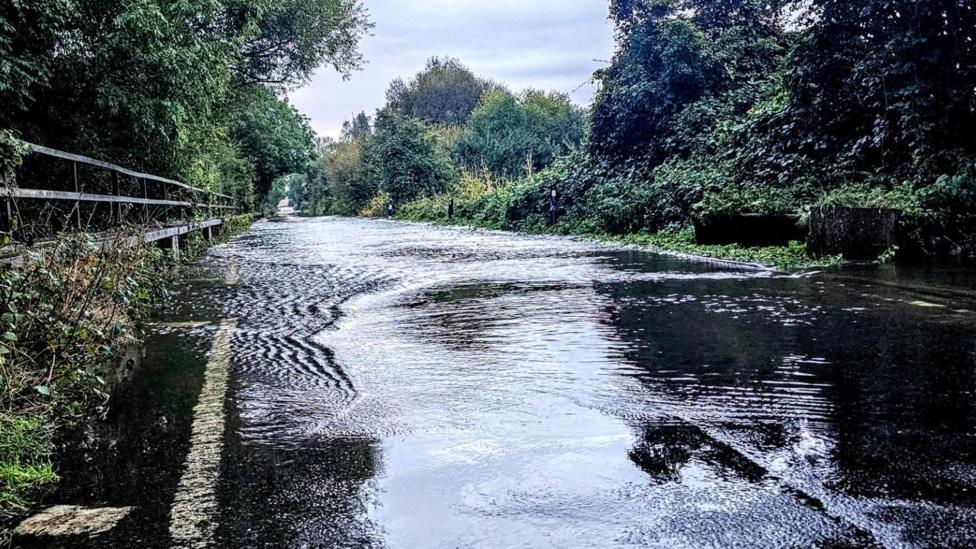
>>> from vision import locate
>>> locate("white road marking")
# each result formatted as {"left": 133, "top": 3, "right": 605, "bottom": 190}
{"left": 169, "top": 261, "right": 240, "bottom": 547}
{"left": 225, "top": 261, "right": 240, "bottom": 285}
{"left": 168, "top": 318, "right": 236, "bottom": 547}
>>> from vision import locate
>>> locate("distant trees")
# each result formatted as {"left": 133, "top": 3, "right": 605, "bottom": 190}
{"left": 386, "top": 57, "right": 501, "bottom": 125}
{"left": 293, "top": 58, "right": 580, "bottom": 216}
{"left": 361, "top": 110, "right": 458, "bottom": 205}
{"left": 323, "top": 138, "right": 371, "bottom": 214}
{"left": 455, "top": 90, "right": 586, "bottom": 179}
{"left": 230, "top": 87, "right": 316, "bottom": 199}
{"left": 341, "top": 111, "right": 373, "bottom": 141}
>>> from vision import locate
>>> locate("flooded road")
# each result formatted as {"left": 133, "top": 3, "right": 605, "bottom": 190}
{"left": 28, "top": 216, "right": 976, "bottom": 547}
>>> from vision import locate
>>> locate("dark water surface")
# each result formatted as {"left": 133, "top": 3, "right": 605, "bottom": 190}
{"left": 28, "top": 217, "right": 976, "bottom": 547}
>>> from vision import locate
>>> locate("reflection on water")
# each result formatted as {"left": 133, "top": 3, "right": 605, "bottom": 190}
{"left": 33, "top": 216, "right": 976, "bottom": 547}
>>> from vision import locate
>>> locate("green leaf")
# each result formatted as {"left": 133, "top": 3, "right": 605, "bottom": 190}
{"left": 35, "top": 385, "right": 50, "bottom": 396}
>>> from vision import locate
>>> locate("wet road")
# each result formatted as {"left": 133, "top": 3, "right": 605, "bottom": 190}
{"left": 29, "top": 216, "right": 976, "bottom": 547}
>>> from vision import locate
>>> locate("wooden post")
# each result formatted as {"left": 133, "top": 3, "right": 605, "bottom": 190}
{"left": 206, "top": 225, "right": 213, "bottom": 242}
{"left": 171, "top": 235, "right": 179, "bottom": 260}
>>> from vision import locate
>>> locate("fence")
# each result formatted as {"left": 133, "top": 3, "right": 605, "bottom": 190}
{"left": 2, "top": 142, "right": 243, "bottom": 251}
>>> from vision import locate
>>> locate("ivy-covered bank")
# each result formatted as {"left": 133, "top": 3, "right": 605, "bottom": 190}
{"left": 0, "top": 215, "right": 253, "bottom": 529}
{"left": 388, "top": 173, "right": 837, "bottom": 271}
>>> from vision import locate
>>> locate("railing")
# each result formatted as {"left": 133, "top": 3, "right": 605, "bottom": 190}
{"left": 2, "top": 142, "right": 243, "bottom": 247}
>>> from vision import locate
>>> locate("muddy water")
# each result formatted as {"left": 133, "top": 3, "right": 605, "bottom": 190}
{"left": 28, "top": 217, "right": 976, "bottom": 547}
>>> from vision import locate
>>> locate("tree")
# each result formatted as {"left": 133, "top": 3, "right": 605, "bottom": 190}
{"left": 360, "top": 110, "right": 458, "bottom": 203}
{"left": 0, "top": 0, "right": 74, "bottom": 121}
{"left": 1, "top": 0, "right": 370, "bottom": 207}
{"left": 341, "top": 111, "right": 372, "bottom": 141}
{"left": 785, "top": 0, "right": 976, "bottom": 182}
{"left": 262, "top": 173, "right": 301, "bottom": 213}
{"left": 230, "top": 87, "right": 316, "bottom": 198}
{"left": 237, "top": 0, "right": 373, "bottom": 88}
{"left": 324, "top": 139, "right": 372, "bottom": 214}
{"left": 386, "top": 57, "right": 501, "bottom": 125}
{"left": 590, "top": 0, "right": 722, "bottom": 166}
{"left": 455, "top": 90, "right": 586, "bottom": 179}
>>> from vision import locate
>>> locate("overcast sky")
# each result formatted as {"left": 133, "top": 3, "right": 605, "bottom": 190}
{"left": 288, "top": 0, "right": 616, "bottom": 138}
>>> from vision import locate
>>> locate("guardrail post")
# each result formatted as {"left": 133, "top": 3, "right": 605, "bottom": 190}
{"left": 2, "top": 196, "right": 12, "bottom": 240}
{"left": 72, "top": 161, "right": 82, "bottom": 230}
{"left": 162, "top": 182, "right": 169, "bottom": 225}
{"left": 142, "top": 177, "right": 148, "bottom": 224}
{"left": 111, "top": 172, "right": 121, "bottom": 225}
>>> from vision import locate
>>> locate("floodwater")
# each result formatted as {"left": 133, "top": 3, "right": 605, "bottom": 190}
{"left": 24, "top": 216, "right": 976, "bottom": 547}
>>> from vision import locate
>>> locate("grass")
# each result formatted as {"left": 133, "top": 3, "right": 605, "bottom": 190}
{"left": 616, "top": 230, "right": 844, "bottom": 271}
{"left": 0, "top": 415, "right": 57, "bottom": 514}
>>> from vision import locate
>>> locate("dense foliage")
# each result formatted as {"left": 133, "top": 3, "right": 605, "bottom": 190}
{"left": 361, "top": 111, "right": 458, "bottom": 206}
{"left": 230, "top": 87, "right": 316, "bottom": 199}
{"left": 1, "top": 0, "right": 370, "bottom": 209}
{"left": 455, "top": 90, "right": 586, "bottom": 180}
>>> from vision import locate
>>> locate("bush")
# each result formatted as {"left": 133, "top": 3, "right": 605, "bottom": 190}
{"left": 915, "top": 165, "right": 976, "bottom": 255}
{"left": 359, "top": 191, "right": 391, "bottom": 218}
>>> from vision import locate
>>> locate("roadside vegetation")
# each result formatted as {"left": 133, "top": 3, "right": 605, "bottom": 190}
{"left": 285, "top": 0, "right": 974, "bottom": 266}
{"left": 0, "top": 218, "right": 254, "bottom": 528}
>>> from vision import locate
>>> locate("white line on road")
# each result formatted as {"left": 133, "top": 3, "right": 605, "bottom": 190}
{"left": 168, "top": 318, "right": 236, "bottom": 547}
{"left": 169, "top": 261, "right": 239, "bottom": 547}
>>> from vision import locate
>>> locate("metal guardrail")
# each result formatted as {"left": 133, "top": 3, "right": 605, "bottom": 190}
{"left": 1, "top": 142, "right": 243, "bottom": 244}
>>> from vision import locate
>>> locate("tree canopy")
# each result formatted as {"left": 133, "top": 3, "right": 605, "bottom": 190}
{"left": 230, "top": 87, "right": 316, "bottom": 199}
{"left": 237, "top": 0, "right": 373, "bottom": 88}
{"left": 386, "top": 57, "right": 502, "bottom": 126}
{"left": 360, "top": 110, "right": 458, "bottom": 204}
